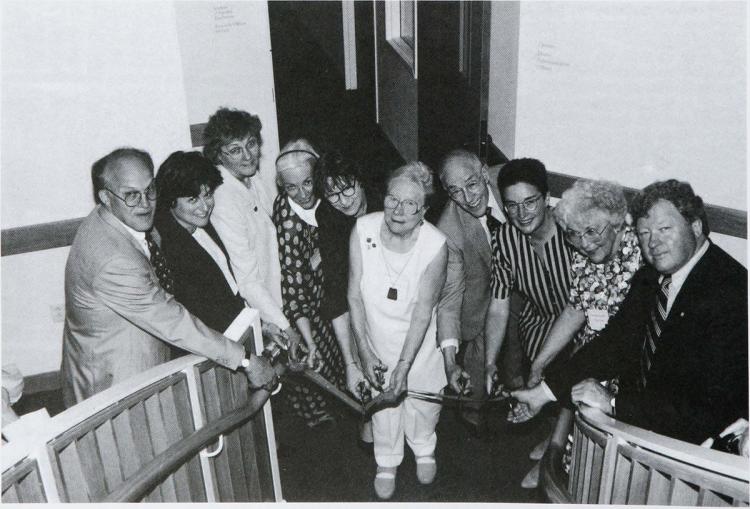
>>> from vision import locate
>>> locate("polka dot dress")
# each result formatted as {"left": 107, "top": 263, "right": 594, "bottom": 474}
{"left": 272, "top": 195, "right": 345, "bottom": 427}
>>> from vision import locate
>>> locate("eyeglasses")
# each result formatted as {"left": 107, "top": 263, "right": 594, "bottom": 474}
{"left": 504, "top": 194, "right": 543, "bottom": 215}
{"left": 565, "top": 223, "right": 610, "bottom": 244}
{"left": 325, "top": 185, "right": 356, "bottom": 204}
{"left": 221, "top": 137, "right": 259, "bottom": 159}
{"left": 105, "top": 184, "right": 157, "bottom": 207}
{"left": 446, "top": 180, "right": 483, "bottom": 201}
{"left": 384, "top": 194, "right": 421, "bottom": 215}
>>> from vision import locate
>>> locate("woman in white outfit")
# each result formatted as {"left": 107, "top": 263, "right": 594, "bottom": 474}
{"left": 348, "top": 161, "right": 449, "bottom": 500}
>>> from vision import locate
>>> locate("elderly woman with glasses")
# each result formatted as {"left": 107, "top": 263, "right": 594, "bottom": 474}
{"left": 348, "top": 162, "right": 449, "bottom": 499}
{"left": 526, "top": 178, "right": 642, "bottom": 388}
{"left": 271, "top": 138, "right": 345, "bottom": 428}
{"left": 204, "top": 107, "right": 303, "bottom": 359}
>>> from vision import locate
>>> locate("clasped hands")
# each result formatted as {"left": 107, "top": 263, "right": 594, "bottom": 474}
{"left": 261, "top": 322, "right": 322, "bottom": 371}
{"left": 355, "top": 351, "right": 411, "bottom": 403}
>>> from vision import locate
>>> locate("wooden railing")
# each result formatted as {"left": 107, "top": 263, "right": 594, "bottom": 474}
{"left": 1, "top": 310, "right": 282, "bottom": 503}
{"left": 542, "top": 406, "right": 750, "bottom": 505}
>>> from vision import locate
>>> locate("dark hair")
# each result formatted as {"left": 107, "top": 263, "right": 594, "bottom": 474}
{"left": 631, "top": 179, "right": 710, "bottom": 236}
{"left": 155, "top": 151, "right": 223, "bottom": 210}
{"left": 202, "top": 107, "right": 262, "bottom": 164}
{"left": 497, "top": 158, "right": 549, "bottom": 196}
{"left": 91, "top": 147, "right": 153, "bottom": 204}
{"left": 313, "top": 150, "right": 369, "bottom": 198}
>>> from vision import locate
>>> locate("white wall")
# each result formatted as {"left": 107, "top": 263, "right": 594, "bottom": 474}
{"left": 488, "top": 1, "right": 747, "bottom": 264}
{"left": 1, "top": 1, "right": 279, "bottom": 376}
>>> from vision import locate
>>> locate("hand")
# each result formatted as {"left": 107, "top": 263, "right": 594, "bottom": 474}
{"left": 360, "top": 350, "right": 387, "bottom": 390}
{"left": 702, "top": 418, "right": 750, "bottom": 457}
{"left": 242, "top": 354, "right": 278, "bottom": 390}
{"left": 283, "top": 327, "right": 306, "bottom": 363}
{"left": 345, "top": 362, "right": 368, "bottom": 400}
{"left": 445, "top": 363, "right": 471, "bottom": 395}
{"left": 527, "top": 362, "right": 544, "bottom": 388}
{"left": 305, "top": 343, "right": 323, "bottom": 371}
{"left": 509, "top": 384, "right": 554, "bottom": 422}
{"left": 261, "top": 321, "right": 286, "bottom": 350}
{"left": 388, "top": 360, "right": 410, "bottom": 397}
{"left": 485, "top": 364, "right": 499, "bottom": 396}
{"left": 570, "top": 378, "right": 613, "bottom": 415}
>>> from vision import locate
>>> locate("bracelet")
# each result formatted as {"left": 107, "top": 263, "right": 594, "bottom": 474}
{"left": 397, "top": 358, "right": 412, "bottom": 367}
{"left": 346, "top": 361, "right": 358, "bottom": 367}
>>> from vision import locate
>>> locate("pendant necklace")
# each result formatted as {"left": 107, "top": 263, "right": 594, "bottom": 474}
{"left": 379, "top": 242, "right": 417, "bottom": 301}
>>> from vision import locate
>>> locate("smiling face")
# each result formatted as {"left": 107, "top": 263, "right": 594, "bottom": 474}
{"left": 637, "top": 199, "right": 702, "bottom": 275}
{"left": 217, "top": 134, "right": 260, "bottom": 180}
{"left": 99, "top": 156, "right": 156, "bottom": 232}
{"left": 501, "top": 182, "right": 548, "bottom": 236}
{"left": 383, "top": 177, "right": 425, "bottom": 236}
{"left": 279, "top": 164, "right": 316, "bottom": 209}
{"left": 171, "top": 184, "right": 215, "bottom": 233}
{"left": 325, "top": 178, "right": 366, "bottom": 217}
{"left": 566, "top": 208, "right": 621, "bottom": 264}
{"left": 441, "top": 156, "right": 490, "bottom": 218}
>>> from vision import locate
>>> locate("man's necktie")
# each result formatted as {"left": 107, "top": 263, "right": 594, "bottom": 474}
{"left": 640, "top": 275, "right": 671, "bottom": 388}
{"left": 486, "top": 207, "right": 503, "bottom": 232}
{"left": 146, "top": 230, "right": 174, "bottom": 294}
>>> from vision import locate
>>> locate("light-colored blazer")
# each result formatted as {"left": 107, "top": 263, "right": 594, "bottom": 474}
{"left": 436, "top": 164, "right": 504, "bottom": 344}
{"left": 61, "top": 205, "right": 245, "bottom": 407}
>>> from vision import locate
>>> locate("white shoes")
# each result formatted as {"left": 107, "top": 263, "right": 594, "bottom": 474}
{"left": 374, "top": 466, "right": 397, "bottom": 499}
{"left": 416, "top": 455, "right": 437, "bottom": 485}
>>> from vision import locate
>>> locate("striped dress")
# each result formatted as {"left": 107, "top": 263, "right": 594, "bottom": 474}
{"left": 490, "top": 214, "right": 574, "bottom": 360}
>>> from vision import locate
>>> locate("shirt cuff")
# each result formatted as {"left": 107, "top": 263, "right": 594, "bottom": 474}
{"left": 541, "top": 381, "right": 558, "bottom": 402}
{"left": 439, "top": 338, "right": 460, "bottom": 352}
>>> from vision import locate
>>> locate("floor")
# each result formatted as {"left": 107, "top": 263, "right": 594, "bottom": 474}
{"left": 271, "top": 386, "right": 551, "bottom": 503}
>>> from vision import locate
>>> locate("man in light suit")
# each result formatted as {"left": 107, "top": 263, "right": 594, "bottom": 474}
{"left": 511, "top": 179, "right": 748, "bottom": 444}
{"left": 61, "top": 148, "right": 276, "bottom": 407}
{"left": 436, "top": 150, "right": 522, "bottom": 431}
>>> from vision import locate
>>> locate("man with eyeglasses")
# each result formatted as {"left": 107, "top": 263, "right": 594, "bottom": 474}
{"left": 61, "top": 148, "right": 277, "bottom": 407}
{"left": 435, "top": 149, "right": 510, "bottom": 434}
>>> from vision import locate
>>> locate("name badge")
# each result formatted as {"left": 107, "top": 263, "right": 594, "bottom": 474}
{"left": 310, "top": 249, "right": 322, "bottom": 270}
{"left": 586, "top": 308, "right": 609, "bottom": 331}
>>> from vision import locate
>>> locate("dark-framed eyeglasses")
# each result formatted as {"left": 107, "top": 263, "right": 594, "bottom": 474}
{"left": 384, "top": 194, "right": 421, "bottom": 215}
{"left": 565, "top": 222, "right": 611, "bottom": 244}
{"left": 221, "top": 137, "right": 259, "bottom": 159}
{"left": 504, "top": 194, "right": 543, "bottom": 215}
{"left": 325, "top": 185, "right": 356, "bottom": 204}
{"left": 105, "top": 185, "right": 157, "bottom": 207}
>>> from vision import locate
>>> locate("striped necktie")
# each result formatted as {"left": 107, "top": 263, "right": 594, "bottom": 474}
{"left": 146, "top": 230, "right": 174, "bottom": 294}
{"left": 640, "top": 275, "right": 671, "bottom": 388}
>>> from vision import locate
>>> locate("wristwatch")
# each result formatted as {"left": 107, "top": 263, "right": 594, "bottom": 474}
{"left": 240, "top": 357, "right": 251, "bottom": 370}
{"left": 609, "top": 396, "right": 616, "bottom": 416}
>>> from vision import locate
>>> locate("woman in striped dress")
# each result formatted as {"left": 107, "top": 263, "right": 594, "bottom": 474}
{"left": 485, "top": 158, "right": 574, "bottom": 391}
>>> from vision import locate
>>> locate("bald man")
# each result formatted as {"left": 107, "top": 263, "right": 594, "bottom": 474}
{"left": 61, "top": 148, "right": 276, "bottom": 407}
{"left": 436, "top": 150, "right": 517, "bottom": 431}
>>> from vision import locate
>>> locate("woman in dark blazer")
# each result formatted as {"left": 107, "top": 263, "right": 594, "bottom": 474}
{"left": 154, "top": 151, "right": 245, "bottom": 346}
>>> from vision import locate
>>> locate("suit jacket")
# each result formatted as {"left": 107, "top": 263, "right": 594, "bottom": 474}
{"left": 154, "top": 208, "right": 245, "bottom": 333}
{"left": 61, "top": 205, "right": 245, "bottom": 407}
{"left": 546, "top": 242, "right": 748, "bottom": 444}
{"left": 436, "top": 164, "right": 504, "bottom": 344}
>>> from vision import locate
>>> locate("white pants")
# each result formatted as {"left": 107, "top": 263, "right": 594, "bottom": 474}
{"left": 372, "top": 397, "right": 442, "bottom": 468}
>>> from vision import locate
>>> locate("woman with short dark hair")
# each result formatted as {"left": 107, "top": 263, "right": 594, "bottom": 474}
{"left": 153, "top": 151, "right": 246, "bottom": 345}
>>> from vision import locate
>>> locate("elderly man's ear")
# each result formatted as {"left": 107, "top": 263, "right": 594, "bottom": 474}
{"left": 480, "top": 164, "right": 490, "bottom": 183}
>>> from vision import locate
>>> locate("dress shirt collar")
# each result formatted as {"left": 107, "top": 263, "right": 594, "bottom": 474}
{"left": 217, "top": 164, "right": 254, "bottom": 192}
{"left": 111, "top": 211, "right": 149, "bottom": 256}
{"left": 485, "top": 188, "right": 505, "bottom": 223}
{"left": 288, "top": 196, "right": 320, "bottom": 227}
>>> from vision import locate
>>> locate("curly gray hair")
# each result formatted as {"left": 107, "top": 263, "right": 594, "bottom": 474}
{"left": 387, "top": 161, "right": 435, "bottom": 203}
{"left": 553, "top": 179, "right": 628, "bottom": 229}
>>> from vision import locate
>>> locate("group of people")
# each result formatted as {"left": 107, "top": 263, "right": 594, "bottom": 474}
{"left": 58, "top": 106, "right": 747, "bottom": 500}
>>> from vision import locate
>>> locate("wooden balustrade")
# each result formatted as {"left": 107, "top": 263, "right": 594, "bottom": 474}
{"left": 542, "top": 406, "right": 750, "bottom": 505}
{"left": 1, "top": 310, "right": 282, "bottom": 503}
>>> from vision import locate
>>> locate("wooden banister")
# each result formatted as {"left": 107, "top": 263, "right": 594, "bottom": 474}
{"left": 101, "top": 387, "right": 272, "bottom": 502}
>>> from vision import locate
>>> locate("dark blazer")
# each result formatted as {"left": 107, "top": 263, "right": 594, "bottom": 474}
{"left": 546, "top": 242, "right": 748, "bottom": 444}
{"left": 316, "top": 186, "right": 383, "bottom": 321}
{"left": 154, "top": 208, "right": 245, "bottom": 333}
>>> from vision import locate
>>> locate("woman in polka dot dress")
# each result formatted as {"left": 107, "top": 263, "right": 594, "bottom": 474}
{"left": 272, "top": 139, "right": 345, "bottom": 427}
